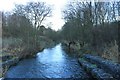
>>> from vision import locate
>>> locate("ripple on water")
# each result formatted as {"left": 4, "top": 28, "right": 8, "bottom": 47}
{"left": 5, "top": 44, "right": 90, "bottom": 78}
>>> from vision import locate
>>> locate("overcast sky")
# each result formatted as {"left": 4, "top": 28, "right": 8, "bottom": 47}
{"left": 1, "top": 0, "right": 119, "bottom": 30}
{"left": 0, "top": 0, "right": 69, "bottom": 31}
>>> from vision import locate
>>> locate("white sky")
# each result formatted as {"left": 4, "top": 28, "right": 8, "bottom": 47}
{"left": 0, "top": 0, "right": 68, "bottom": 31}
{"left": 0, "top": 0, "right": 119, "bottom": 31}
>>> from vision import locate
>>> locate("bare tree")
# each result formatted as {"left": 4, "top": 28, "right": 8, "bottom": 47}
{"left": 25, "top": 2, "right": 52, "bottom": 29}
{"left": 117, "top": 2, "right": 120, "bottom": 16}
{"left": 13, "top": 1, "right": 52, "bottom": 49}
{"left": 14, "top": 2, "right": 52, "bottom": 29}
{"left": 62, "top": 1, "right": 119, "bottom": 56}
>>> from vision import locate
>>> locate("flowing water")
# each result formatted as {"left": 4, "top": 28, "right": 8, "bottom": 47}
{"left": 5, "top": 44, "right": 89, "bottom": 78}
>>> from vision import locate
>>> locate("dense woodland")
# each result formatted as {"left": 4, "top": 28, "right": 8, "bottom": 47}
{"left": 2, "top": 1, "right": 120, "bottom": 62}
{"left": 59, "top": 1, "right": 120, "bottom": 62}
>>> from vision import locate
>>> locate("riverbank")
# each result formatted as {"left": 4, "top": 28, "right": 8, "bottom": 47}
{"left": 61, "top": 41, "right": 90, "bottom": 58}
{"left": 61, "top": 42, "right": 120, "bottom": 79}
{"left": 1, "top": 37, "right": 56, "bottom": 77}
{"left": 78, "top": 54, "right": 120, "bottom": 79}
{"left": 61, "top": 41, "right": 120, "bottom": 63}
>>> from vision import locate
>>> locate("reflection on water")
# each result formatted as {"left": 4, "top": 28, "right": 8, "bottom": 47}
{"left": 5, "top": 43, "right": 89, "bottom": 78}
{"left": 37, "top": 43, "right": 65, "bottom": 63}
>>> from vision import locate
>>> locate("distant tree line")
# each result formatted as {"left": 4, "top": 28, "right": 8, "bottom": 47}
{"left": 58, "top": 1, "right": 119, "bottom": 56}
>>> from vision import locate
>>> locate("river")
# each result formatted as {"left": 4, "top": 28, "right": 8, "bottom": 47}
{"left": 5, "top": 44, "right": 90, "bottom": 78}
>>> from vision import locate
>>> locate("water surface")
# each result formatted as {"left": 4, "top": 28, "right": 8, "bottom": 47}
{"left": 5, "top": 44, "right": 89, "bottom": 78}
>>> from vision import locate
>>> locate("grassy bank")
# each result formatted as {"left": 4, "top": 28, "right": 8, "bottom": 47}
{"left": 1, "top": 37, "right": 55, "bottom": 77}
{"left": 61, "top": 41, "right": 120, "bottom": 63}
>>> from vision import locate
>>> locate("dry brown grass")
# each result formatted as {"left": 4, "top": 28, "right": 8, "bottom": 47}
{"left": 102, "top": 40, "right": 119, "bottom": 63}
